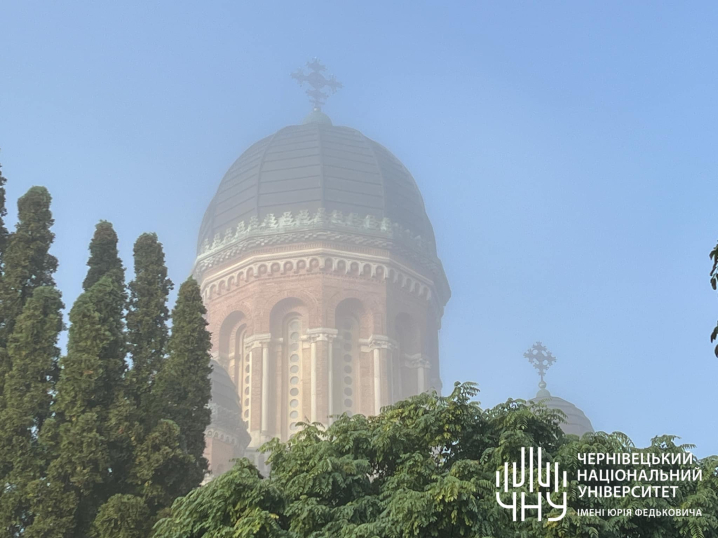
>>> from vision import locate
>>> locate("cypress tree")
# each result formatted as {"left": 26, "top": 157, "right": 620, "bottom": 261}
{"left": 91, "top": 277, "right": 210, "bottom": 535}
{"left": 55, "top": 275, "right": 126, "bottom": 420}
{"left": 126, "top": 233, "right": 173, "bottom": 409}
{"left": 91, "top": 419, "right": 194, "bottom": 537}
{"left": 0, "top": 162, "right": 9, "bottom": 265}
{"left": 0, "top": 287, "right": 63, "bottom": 535}
{"left": 0, "top": 187, "right": 58, "bottom": 334}
{"left": 0, "top": 187, "right": 58, "bottom": 395}
{"left": 152, "top": 278, "right": 212, "bottom": 492}
{"left": 83, "top": 221, "right": 124, "bottom": 291}
{"left": 29, "top": 275, "right": 126, "bottom": 537}
{"left": 711, "top": 240, "right": 718, "bottom": 357}
{"left": 92, "top": 494, "right": 151, "bottom": 538}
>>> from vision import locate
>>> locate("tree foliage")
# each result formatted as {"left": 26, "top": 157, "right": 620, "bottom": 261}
{"left": 0, "top": 287, "right": 64, "bottom": 535}
{"left": 0, "top": 162, "right": 9, "bottom": 265}
{"left": 0, "top": 187, "right": 58, "bottom": 324}
{"left": 0, "top": 172, "right": 214, "bottom": 536}
{"left": 0, "top": 187, "right": 58, "bottom": 398}
{"left": 126, "top": 233, "right": 173, "bottom": 411}
{"left": 83, "top": 221, "right": 125, "bottom": 291}
{"left": 155, "top": 384, "right": 718, "bottom": 538}
{"left": 152, "top": 278, "right": 212, "bottom": 495}
{"left": 710, "top": 240, "right": 718, "bottom": 357}
{"left": 28, "top": 275, "right": 127, "bottom": 537}
{"left": 0, "top": 184, "right": 61, "bottom": 537}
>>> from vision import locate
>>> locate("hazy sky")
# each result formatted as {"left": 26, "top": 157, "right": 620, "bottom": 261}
{"left": 1, "top": 2, "right": 716, "bottom": 455}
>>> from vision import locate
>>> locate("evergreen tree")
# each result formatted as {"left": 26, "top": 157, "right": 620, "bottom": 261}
{"left": 0, "top": 162, "right": 9, "bottom": 266}
{"left": 126, "top": 233, "right": 173, "bottom": 410}
{"left": 0, "top": 187, "right": 58, "bottom": 396}
{"left": 120, "top": 419, "right": 194, "bottom": 526}
{"left": 55, "top": 276, "right": 126, "bottom": 420}
{"left": 29, "top": 276, "right": 126, "bottom": 537}
{"left": 83, "top": 221, "right": 124, "bottom": 291}
{"left": 91, "top": 494, "right": 151, "bottom": 538}
{"left": 92, "top": 277, "right": 211, "bottom": 535}
{"left": 152, "top": 278, "right": 212, "bottom": 493}
{"left": 711, "top": 240, "right": 718, "bottom": 357}
{"left": 0, "top": 287, "right": 63, "bottom": 535}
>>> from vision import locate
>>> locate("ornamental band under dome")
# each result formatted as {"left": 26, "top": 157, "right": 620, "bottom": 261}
{"left": 195, "top": 60, "right": 450, "bottom": 474}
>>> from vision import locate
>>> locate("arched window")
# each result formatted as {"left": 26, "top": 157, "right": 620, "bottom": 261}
{"left": 286, "top": 316, "right": 303, "bottom": 435}
{"left": 218, "top": 312, "right": 248, "bottom": 428}
{"left": 234, "top": 327, "right": 250, "bottom": 429}
{"left": 335, "top": 315, "right": 359, "bottom": 415}
{"left": 395, "top": 313, "right": 419, "bottom": 399}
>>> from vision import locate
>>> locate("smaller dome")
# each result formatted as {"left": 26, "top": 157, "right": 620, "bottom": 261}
{"left": 302, "top": 108, "right": 332, "bottom": 125}
{"left": 532, "top": 388, "right": 594, "bottom": 437}
{"left": 207, "top": 361, "right": 249, "bottom": 442}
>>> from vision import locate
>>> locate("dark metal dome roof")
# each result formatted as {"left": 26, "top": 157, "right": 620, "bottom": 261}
{"left": 531, "top": 390, "right": 595, "bottom": 438}
{"left": 197, "top": 121, "right": 436, "bottom": 254}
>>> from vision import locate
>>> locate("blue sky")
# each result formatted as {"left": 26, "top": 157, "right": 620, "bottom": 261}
{"left": 1, "top": 1, "right": 716, "bottom": 455}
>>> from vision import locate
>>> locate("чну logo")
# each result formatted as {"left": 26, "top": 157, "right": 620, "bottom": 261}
{"left": 496, "top": 447, "right": 568, "bottom": 522}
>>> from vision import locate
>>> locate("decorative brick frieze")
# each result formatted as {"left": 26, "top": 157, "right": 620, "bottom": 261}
{"left": 200, "top": 250, "right": 437, "bottom": 304}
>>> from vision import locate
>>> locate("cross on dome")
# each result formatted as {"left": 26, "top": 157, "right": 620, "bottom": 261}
{"left": 291, "top": 58, "right": 342, "bottom": 111}
{"left": 524, "top": 341, "right": 556, "bottom": 389}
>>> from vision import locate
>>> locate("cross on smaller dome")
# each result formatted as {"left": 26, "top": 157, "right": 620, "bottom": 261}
{"left": 524, "top": 341, "right": 556, "bottom": 386}
{"left": 524, "top": 342, "right": 594, "bottom": 437}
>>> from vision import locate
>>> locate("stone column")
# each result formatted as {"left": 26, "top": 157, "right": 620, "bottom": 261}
{"left": 305, "top": 328, "right": 338, "bottom": 426}
{"left": 417, "top": 361, "right": 426, "bottom": 393}
{"left": 244, "top": 333, "right": 271, "bottom": 444}
{"left": 310, "top": 338, "right": 317, "bottom": 423}
{"left": 368, "top": 335, "right": 394, "bottom": 414}
{"left": 419, "top": 358, "right": 431, "bottom": 393}
{"left": 261, "top": 342, "right": 270, "bottom": 435}
{"left": 406, "top": 353, "right": 431, "bottom": 394}
{"left": 373, "top": 348, "right": 381, "bottom": 415}
{"left": 327, "top": 333, "right": 335, "bottom": 422}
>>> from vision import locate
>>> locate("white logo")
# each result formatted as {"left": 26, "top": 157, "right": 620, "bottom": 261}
{"left": 496, "top": 447, "right": 568, "bottom": 522}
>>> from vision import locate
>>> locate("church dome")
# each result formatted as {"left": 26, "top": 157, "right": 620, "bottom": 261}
{"left": 524, "top": 342, "right": 594, "bottom": 438}
{"left": 531, "top": 387, "right": 594, "bottom": 438}
{"left": 197, "top": 119, "right": 436, "bottom": 255}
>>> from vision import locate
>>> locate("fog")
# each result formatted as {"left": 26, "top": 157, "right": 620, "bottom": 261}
{"left": 1, "top": 2, "right": 716, "bottom": 456}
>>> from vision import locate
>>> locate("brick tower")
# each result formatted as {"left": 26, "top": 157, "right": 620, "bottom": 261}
{"left": 194, "top": 64, "right": 450, "bottom": 471}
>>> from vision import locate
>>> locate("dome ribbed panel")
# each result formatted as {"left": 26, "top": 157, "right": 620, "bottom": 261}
{"left": 320, "top": 126, "right": 384, "bottom": 214}
{"left": 198, "top": 122, "right": 435, "bottom": 253}
{"left": 368, "top": 139, "right": 433, "bottom": 242}
{"left": 532, "top": 395, "right": 594, "bottom": 437}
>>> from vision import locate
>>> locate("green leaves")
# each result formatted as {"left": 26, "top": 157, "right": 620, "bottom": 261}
{"left": 153, "top": 460, "right": 286, "bottom": 538}
{"left": 56, "top": 275, "right": 126, "bottom": 421}
{"left": 83, "top": 221, "right": 125, "bottom": 291}
{"left": 126, "top": 233, "right": 173, "bottom": 412}
{"left": 0, "top": 186, "right": 58, "bottom": 403}
{"left": 92, "top": 495, "right": 151, "bottom": 538}
{"left": 156, "top": 386, "right": 717, "bottom": 538}
{"left": 151, "top": 278, "right": 213, "bottom": 496}
{"left": 0, "top": 178, "right": 214, "bottom": 536}
{"left": 0, "top": 162, "right": 9, "bottom": 266}
{"left": 710, "top": 241, "right": 718, "bottom": 357}
{"left": 0, "top": 183, "right": 61, "bottom": 536}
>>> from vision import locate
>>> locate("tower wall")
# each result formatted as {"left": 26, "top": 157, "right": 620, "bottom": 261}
{"left": 198, "top": 239, "right": 443, "bottom": 448}
{"left": 195, "top": 120, "right": 451, "bottom": 474}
